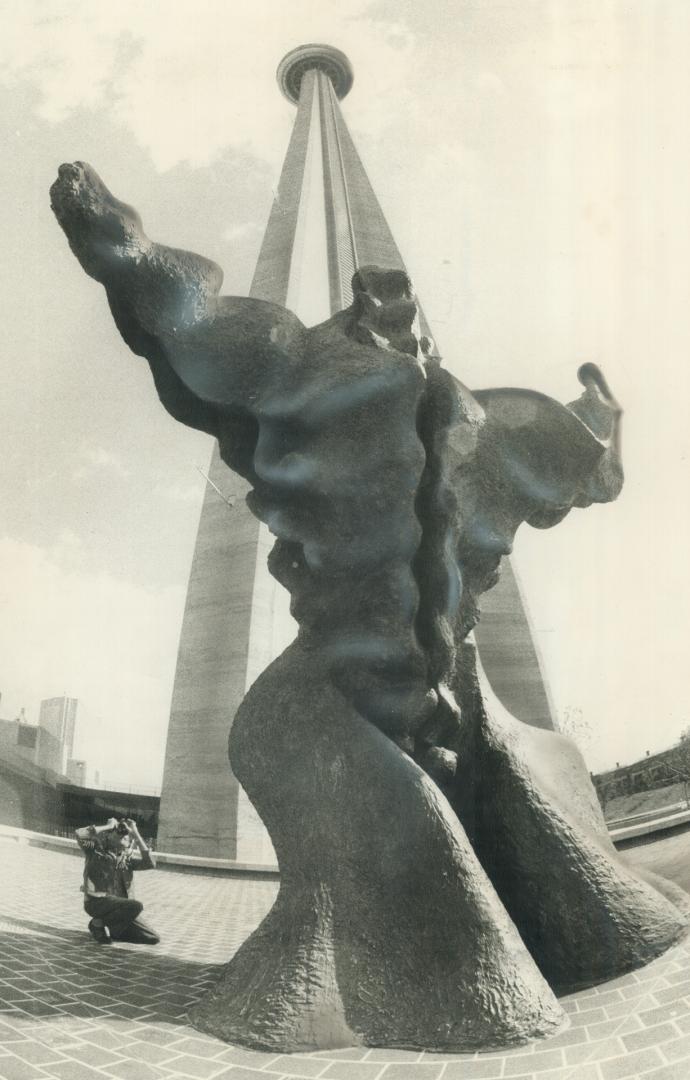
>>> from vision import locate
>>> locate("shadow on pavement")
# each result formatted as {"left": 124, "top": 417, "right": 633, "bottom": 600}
{"left": 0, "top": 921, "right": 222, "bottom": 1028}
{"left": 2, "top": 915, "right": 98, "bottom": 945}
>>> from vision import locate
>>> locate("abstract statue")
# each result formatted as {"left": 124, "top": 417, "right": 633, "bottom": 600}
{"left": 51, "top": 162, "right": 688, "bottom": 1052}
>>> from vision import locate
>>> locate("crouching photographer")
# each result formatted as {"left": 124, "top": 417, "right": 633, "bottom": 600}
{"left": 75, "top": 816, "right": 160, "bottom": 945}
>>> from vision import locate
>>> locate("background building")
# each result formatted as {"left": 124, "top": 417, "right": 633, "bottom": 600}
{"left": 594, "top": 740, "right": 690, "bottom": 812}
{"left": 66, "top": 758, "right": 87, "bottom": 786}
{"left": 0, "top": 708, "right": 63, "bottom": 776}
{"left": 37, "top": 696, "right": 77, "bottom": 774}
{"left": 0, "top": 700, "right": 159, "bottom": 840}
{"left": 0, "top": 694, "right": 97, "bottom": 833}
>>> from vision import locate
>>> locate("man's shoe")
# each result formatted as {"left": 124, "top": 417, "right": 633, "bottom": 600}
{"left": 88, "top": 920, "right": 111, "bottom": 945}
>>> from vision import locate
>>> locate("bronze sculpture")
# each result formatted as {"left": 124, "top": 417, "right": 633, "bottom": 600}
{"left": 51, "top": 161, "right": 688, "bottom": 1052}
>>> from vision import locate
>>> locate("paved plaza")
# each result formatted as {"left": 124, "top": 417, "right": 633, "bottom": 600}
{"left": 2, "top": 834, "right": 690, "bottom": 1080}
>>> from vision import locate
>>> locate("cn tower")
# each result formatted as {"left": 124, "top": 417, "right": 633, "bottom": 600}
{"left": 157, "top": 45, "right": 554, "bottom": 859}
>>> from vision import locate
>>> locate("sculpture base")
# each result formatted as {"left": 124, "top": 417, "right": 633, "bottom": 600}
{"left": 190, "top": 640, "right": 687, "bottom": 1054}
{"left": 191, "top": 934, "right": 690, "bottom": 1073}
{"left": 449, "top": 643, "right": 690, "bottom": 995}
{"left": 190, "top": 641, "right": 563, "bottom": 1053}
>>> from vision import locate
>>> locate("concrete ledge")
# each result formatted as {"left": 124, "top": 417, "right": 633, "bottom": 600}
{"left": 154, "top": 849, "right": 279, "bottom": 878}
{"left": 0, "top": 823, "right": 279, "bottom": 877}
{"left": 607, "top": 800, "right": 687, "bottom": 829}
{"left": 0, "top": 824, "right": 80, "bottom": 854}
{"left": 610, "top": 804, "right": 690, "bottom": 842}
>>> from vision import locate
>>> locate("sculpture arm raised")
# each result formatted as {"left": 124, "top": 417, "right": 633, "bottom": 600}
{"left": 445, "top": 364, "right": 624, "bottom": 641}
{"left": 49, "top": 162, "right": 306, "bottom": 444}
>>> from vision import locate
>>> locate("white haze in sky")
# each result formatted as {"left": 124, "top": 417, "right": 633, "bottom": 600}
{"left": 1, "top": 0, "right": 689, "bottom": 787}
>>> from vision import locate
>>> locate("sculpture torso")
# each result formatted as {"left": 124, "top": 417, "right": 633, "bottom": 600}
{"left": 49, "top": 160, "right": 623, "bottom": 748}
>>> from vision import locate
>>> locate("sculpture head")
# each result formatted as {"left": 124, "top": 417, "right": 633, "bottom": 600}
{"left": 350, "top": 265, "right": 433, "bottom": 359}
{"left": 50, "top": 162, "right": 149, "bottom": 282}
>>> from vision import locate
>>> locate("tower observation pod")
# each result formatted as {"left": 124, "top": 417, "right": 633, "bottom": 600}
{"left": 156, "top": 45, "right": 555, "bottom": 861}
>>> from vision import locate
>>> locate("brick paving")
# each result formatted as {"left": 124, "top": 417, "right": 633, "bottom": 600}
{"left": 2, "top": 838, "right": 690, "bottom": 1080}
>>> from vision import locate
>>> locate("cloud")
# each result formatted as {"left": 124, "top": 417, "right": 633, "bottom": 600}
{"left": 0, "top": 537, "right": 184, "bottom": 789}
{"left": 152, "top": 480, "right": 204, "bottom": 505}
{"left": 223, "top": 221, "right": 264, "bottom": 243}
{"left": 71, "top": 446, "right": 130, "bottom": 483}
{"left": 0, "top": 0, "right": 418, "bottom": 170}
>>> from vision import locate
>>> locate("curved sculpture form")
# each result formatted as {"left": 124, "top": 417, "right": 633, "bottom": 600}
{"left": 51, "top": 162, "right": 688, "bottom": 1052}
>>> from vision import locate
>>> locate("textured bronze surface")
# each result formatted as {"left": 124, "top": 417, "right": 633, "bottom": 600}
{"left": 51, "top": 162, "right": 687, "bottom": 1052}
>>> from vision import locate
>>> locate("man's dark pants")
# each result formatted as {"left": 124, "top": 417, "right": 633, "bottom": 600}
{"left": 84, "top": 896, "right": 160, "bottom": 944}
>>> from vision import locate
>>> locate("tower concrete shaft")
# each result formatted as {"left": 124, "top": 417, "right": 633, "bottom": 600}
{"left": 156, "top": 71, "right": 317, "bottom": 858}
{"left": 157, "top": 48, "right": 554, "bottom": 860}
{"left": 318, "top": 72, "right": 433, "bottom": 342}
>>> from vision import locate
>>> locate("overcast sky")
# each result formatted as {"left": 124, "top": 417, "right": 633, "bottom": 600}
{"left": 1, "top": 0, "right": 689, "bottom": 789}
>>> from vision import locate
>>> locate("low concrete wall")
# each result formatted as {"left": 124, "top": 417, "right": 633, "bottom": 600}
{"left": 0, "top": 823, "right": 279, "bottom": 878}
{"left": 607, "top": 801, "right": 687, "bottom": 829}
{"left": 610, "top": 805, "right": 690, "bottom": 844}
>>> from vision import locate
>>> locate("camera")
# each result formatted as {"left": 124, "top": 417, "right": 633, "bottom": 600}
{"left": 115, "top": 819, "right": 129, "bottom": 836}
